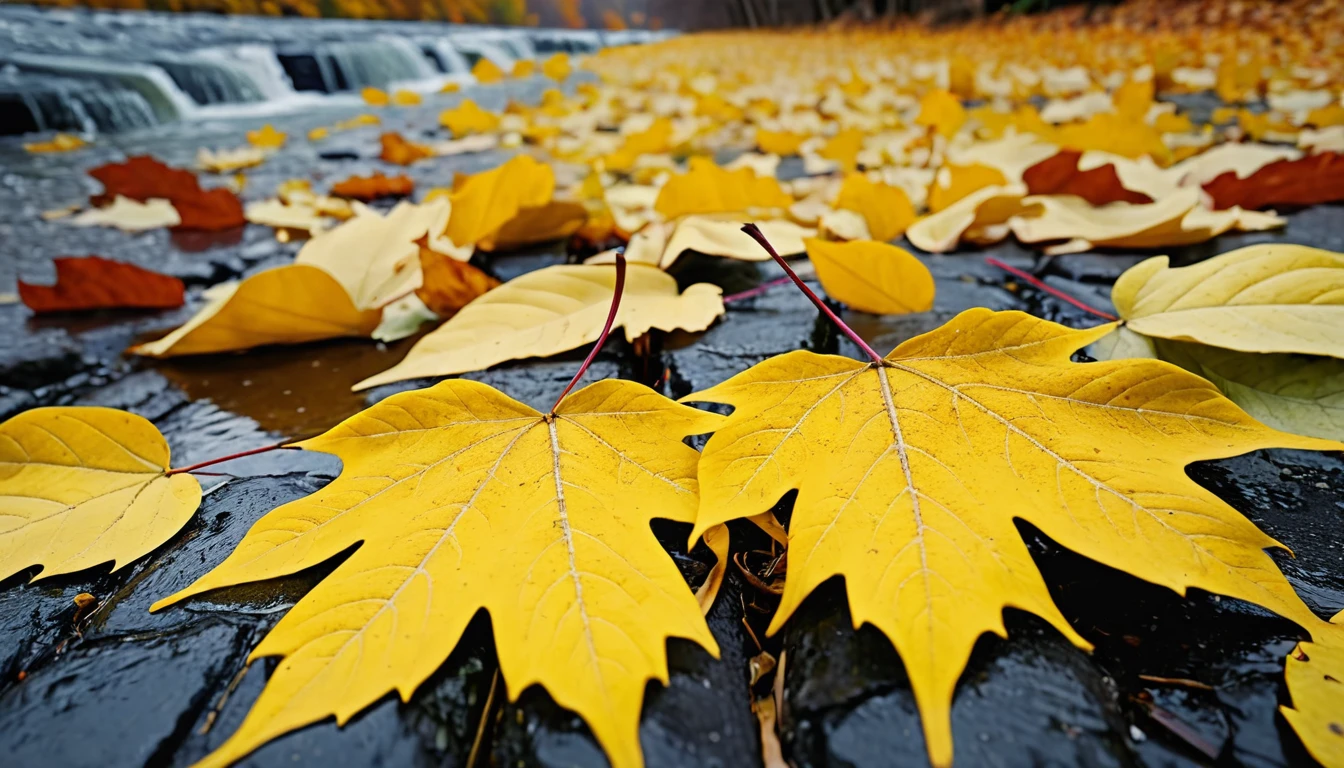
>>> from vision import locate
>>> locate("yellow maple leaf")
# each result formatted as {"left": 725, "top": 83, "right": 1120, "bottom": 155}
{"left": 542, "top": 52, "right": 573, "bottom": 82}
{"left": 654, "top": 157, "right": 792, "bottom": 221}
{"left": 445, "top": 155, "right": 555, "bottom": 246}
{"left": 473, "top": 57, "right": 505, "bottom": 84}
{"left": 1112, "top": 78, "right": 1153, "bottom": 122}
{"left": 0, "top": 407, "right": 200, "bottom": 583}
{"left": 355, "top": 264, "right": 723, "bottom": 389}
{"left": 439, "top": 81, "right": 461, "bottom": 94}
{"left": 687, "top": 308, "right": 1343, "bottom": 767}
{"left": 390, "top": 89, "right": 421, "bottom": 107}
{"left": 245, "top": 124, "right": 287, "bottom": 149}
{"left": 23, "top": 133, "right": 87, "bottom": 153}
{"left": 804, "top": 238, "right": 934, "bottom": 314}
{"left": 1112, "top": 244, "right": 1344, "bottom": 358}
{"left": 361, "top": 86, "right": 390, "bottom": 107}
{"left": 131, "top": 264, "right": 381, "bottom": 358}
{"left": 1282, "top": 610, "right": 1344, "bottom": 768}
{"left": 818, "top": 128, "right": 865, "bottom": 172}
{"left": 756, "top": 129, "right": 808, "bottom": 156}
{"left": 438, "top": 99, "right": 501, "bottom": 137}
{"left": 915, "top": 89, "right": 967, "bottom": 138}
{"left": 335, "top": 113, "right": 381, "bottom": 130}
{"left": 1056, "top": 112, "right": 1169, "bottom": 162}
{"left": 307, "top": 126, "right": 329, "bottom": 141}
{"left": 603, "top": 117, "right": 674, "bottom": 172}
{"left": 834, "top": 172, "right": 916, "bottom": 241}
{"left": 152, "top": 378, "right": 720, "bottom": 768}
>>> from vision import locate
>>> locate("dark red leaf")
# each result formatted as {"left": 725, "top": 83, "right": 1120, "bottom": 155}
{"left": 19, "top": 256, "right": 185, "bottom": 314}
{"left": 1203, "top": 151, "right": 1344, "bottom": 210}
{"left": 87, "top": 155, "right": 245, "bottom": 231}
{"left": 1023, "top": 149, "right": 1153, "bottom": 206}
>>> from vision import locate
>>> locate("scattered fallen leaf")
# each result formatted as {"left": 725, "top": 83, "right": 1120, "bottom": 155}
{"left": 472, "top": 57, "right": 505, "bottom": 84}
{"left": 89, "top": 155, "right": 245, "bottom": 230}
{"left": 335, "top": 114, "right": 381, "bottom": 130}
{"left": 152, "top": 378, "right": 720, "bottom": 768}
{"left": 479, "top": 201, "right": 588, "bottom": 252}
{"left": 512, "top": 59, "right": 536, "bottom": 78}
{"left": 818, "top": 208, "right": 872, "bottom": 241}
{"left": 1022, "top": 150, "right": 1153, "bottom": 205}
{"left": 415, "top": 245, "right": 500, "bottom": 316}
{"left": 916, "top": 89, "right": 967, "bottom": 138}
{"left": 361, "top": 86, "right": 390, "bottom": 106}
{"left": 197, "top": 146, "right": 267, "bottom": 174}
{"left": 19, "top": 256, "right": 185, "bottom": 314}
{"left": 432, "top": 134, "right": 499, "bottom": 156}
{"left": 356, "top": 264, "right": 724, "bottom": 389}
{"left": 542, "top": 52, "right": 572, "bottom": 82}
{"left": 391, "top": 89, "right": 421, "bottom": 107}
{"left": 69, "top": 196, "right": 182, "bottom": 231}
{"left": 445, "top": 155, "right": 554, "bottom": 246}
{"left": 307, "top": 127, "right": 329, "bottom": 141}
{"left": 244, "top": 198, "right": 329, "bottom": 236}
{"left": 1112, "top": 244, "right": 1344, "bottom": 358}
{"left": 132, "top": 264, "right": 381, "bottom": 358}
{"left": 379, "top": 132, "right": 434, "bottom": 166}
{"left": 1203, "top": 152, "right": 1344, "bottom": 210}
{"left": 906, "top": 184, "right": 1032, "bottom": 253}
{"left": 246, "top": 124, "right": 287, "bottom": 149}
{"left": 756, "top": 129, "right": 808, "bottom": 156}
{"left": 439, "top": 99, "right": 502, "bottom": 137}
{"left": 833, "top": 173, "right": 917, "bottom": 242}
{"left": 24, "top": 133, "right": 86, "bottom": 153}
{"left": 1009, "top": 188, "right": 1282, "bottom": 255}
{"left": 296, "top": 199, "right": 450, "bottom": 309}
{"left": 0, "top": 407, "right": 200, "bottom": 583}
{"left": 928, "top": 163, "right": 1009, "bottom": 213}
{"left": 687, "top": 308, "right": 1342, "bottom": 768}
{"left": 805, "top": 239, "right": 935, "bottom": 314}
{"left": 655, "top": 158, "right": 792, "bottom": 221}
{"left": 330, "top": 172, "right": 414, "bottom": 201}
{"left": 658, "top": 217, "right": 813, "bottom": 269}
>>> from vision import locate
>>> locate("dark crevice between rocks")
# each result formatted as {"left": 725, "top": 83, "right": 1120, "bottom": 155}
{"left": 142, "top": 621, "right": 255, "bottom": 768}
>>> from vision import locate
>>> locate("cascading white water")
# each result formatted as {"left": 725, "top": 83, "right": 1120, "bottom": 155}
{"left": 8, "top": 52, "right": 198, "bottom": 122}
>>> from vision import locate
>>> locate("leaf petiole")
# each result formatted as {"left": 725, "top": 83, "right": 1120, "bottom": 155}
{"left": 740, "top": 223, "right": 887, "bottom": 365}
{"left": 984, "top": 257, "right": 1118, "bottom": 321}
{"left": 549, "top": 248, "right": 627, "bottom": 415}
{"left": 165, "top": 440, "right": 296, "bottom": 476}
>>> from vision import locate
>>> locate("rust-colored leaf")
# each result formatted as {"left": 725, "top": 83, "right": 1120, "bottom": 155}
{"left": 414, "top": 244, "right": 501, "bottom": 316}
{"left": 1023, "top": 150, "right": 1153, "bottom": 206}
{"left": 19, "top": 256, "right": 185, "bottom": 314}
{"left": 88, "top": 155, "right": 244, "bottom": 231}
{"left": 378, "top": 132, "right": 434, "bottom": 166}
{"left": 330, "top": 172, "right": 415, "bottom": 201}
{"left": 1202, "top": 152, "right": 1344, "bottom": 210}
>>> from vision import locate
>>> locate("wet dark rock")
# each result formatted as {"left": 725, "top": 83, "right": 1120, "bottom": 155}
{"left": 0, "top": 621, "right": 247, "bottom": 768}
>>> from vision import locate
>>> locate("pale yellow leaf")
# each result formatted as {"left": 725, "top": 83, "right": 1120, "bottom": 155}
{"left": 355, "top": 265, "right": 723, "bottom": 389}
{"left": 69, "top": 196, "right": 181, "bottom": 231}
{"left": 0, "top": 407, "right": 200, "bottom": 583}
{"left": 296, "top": 199, "right": 451, "bottom": 309}
{"left": 1112, "top": 244, "right": 1344, "bottom": 357}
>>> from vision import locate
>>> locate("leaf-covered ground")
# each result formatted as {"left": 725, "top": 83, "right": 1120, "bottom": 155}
{"left": 3, "top": 5, "right": 1344, "bottom": 767}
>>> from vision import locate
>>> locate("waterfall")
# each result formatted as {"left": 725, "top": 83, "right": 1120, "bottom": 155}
{"left": 8, "top": 52, "right": 197, "bottom": 122}
{"left": 0, "top": 71, "right": 159, "bottom": 135}
{"left": 155, "top": 57, "right": 265, "bottom": 106}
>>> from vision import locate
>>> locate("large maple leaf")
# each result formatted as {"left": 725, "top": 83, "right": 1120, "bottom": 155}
{"left": 687, "top": 308, "right": 1343, "bottom": 766}
{"left": 152, "top": 378, "right": 721, "bottom": 768}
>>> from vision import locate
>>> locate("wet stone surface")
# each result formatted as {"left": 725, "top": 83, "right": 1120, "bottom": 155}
{"left": 2, "top": 75, "right": 1344, "bottom": 768}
